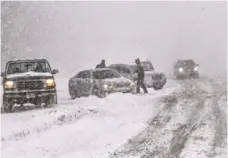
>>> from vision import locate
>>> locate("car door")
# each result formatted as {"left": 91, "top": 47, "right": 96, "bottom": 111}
{"left": 82, "top": 70, "right": 94, "bottom": 95}
{"left": 73, "top": 70, "right": 92, "bottom": 96}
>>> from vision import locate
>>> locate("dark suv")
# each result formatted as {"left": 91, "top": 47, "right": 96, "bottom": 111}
{"left": 173, "top": 59, "right": 199, "bottom": 79}
{"left": 1, "top": 59, "right": 59, "bottom": 112}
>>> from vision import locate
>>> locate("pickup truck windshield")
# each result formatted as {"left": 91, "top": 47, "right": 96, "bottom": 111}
{"left": 6, "top": 60, "right": 52, "bottom": 74}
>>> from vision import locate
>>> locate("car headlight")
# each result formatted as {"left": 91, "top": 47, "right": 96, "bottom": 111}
{"left": 194, "top": 67, "right": 198, "bottom": 71}
{"left": 45, "top": 78, "right": 56, "bottom": 87}
{"left": 103, "top": 84, "right": 109, "bottom": 89}
{"left": 179, "top": 68, "right": 184, "bottom": 72}
{"left": 131, "top": 82, "right": 135, "bottom": 87}
{"left": 4, "top": 81, "right": 14, "bottom": 89}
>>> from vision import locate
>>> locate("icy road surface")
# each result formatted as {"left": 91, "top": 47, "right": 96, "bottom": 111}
{"left": 112, "top": 78, "right": 227, "bottom": 158}
{"left": 1, "top": 77, "right": 227, "bottom": 158}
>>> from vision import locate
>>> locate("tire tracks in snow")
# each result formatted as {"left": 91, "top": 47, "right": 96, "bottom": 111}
{"left": 110, "top": 93, "right": 179, "bottom": 157}
{"left": 208, "top": 80, "right": 227, "bottom": 158}
{"left": 112, "top": 78, "right": 224, "bottom": 158}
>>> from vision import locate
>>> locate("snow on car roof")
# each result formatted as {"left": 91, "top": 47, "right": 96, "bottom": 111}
{"left": 93, "top": 68, "right": 114, "bottom": 71}
{"left": 108, "top": 63, "right": 132, "bottom": 67}
{"left": 9, "top": 58, "right": 47, "bottom": 62}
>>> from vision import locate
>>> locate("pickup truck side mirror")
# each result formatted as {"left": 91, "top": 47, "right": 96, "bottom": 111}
{"left": 52, "top": 69, "right": 59, "bottom": 75}
{"left": 1, "top": 72, "right": 5, "bottom": 77}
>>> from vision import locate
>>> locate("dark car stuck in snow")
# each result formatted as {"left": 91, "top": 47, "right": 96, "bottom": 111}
{"left": 108, "top": 64, "right": 135, "bottom": 81}
{"left": 109, "top": 60, "right": 166, "bottom": 90}
{"left": 1, "top": 59, "right": 59, "bottom": 113}
{"left": 68, "top": 68, "right": 136, "bottom": 99}
{"left": 173, "top": 59, "right": 199, "bottom": 79}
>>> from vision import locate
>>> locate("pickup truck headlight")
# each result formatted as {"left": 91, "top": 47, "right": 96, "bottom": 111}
{"left": 45, "top": 78, "right": 56, "bottom": 87}
{"left": 4, "top": 81, "right": 14, "bottom": 89}
{"left": 179, "top": 68, "right": 184, "bottom": 72}
{"left": 194, "top": 67, "right": 198, "bottom": 71}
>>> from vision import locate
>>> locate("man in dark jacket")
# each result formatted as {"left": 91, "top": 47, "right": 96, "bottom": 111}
{"left": 96, "top": 60, "right": 106, "bottom": 68}
{"left": 135, "top": 58, "right": 148, "bottom": 94}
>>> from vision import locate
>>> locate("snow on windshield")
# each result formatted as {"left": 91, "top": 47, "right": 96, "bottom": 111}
{"left": 109, "top": 65, "right": 131, "bottom": 74}
{"left": 93, "top": 70, "right": 121, "bottom": 79}
{"left": 6, "top": 60, "right": 51, "bottom": 74}
{"left": 176, "top": 60, "right": 196, "bottom": 67}
{"left": 141, "top": 62, "right": 154, "bottom": 71}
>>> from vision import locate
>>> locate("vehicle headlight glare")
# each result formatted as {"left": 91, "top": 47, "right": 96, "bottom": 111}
{"left": 179, "top": 68, "right": 184, "bottom": 72}
{"left": 194, "top": 67, "right": 198, "bottom": 71}
{"left": 103, "top": 84, "right": 109, "bottom": 89}
{"left": 45, "top": 79, "right": 55, "bottom": 87}
{"left": 5, "top": 81, "right": 14, "bottom": 89}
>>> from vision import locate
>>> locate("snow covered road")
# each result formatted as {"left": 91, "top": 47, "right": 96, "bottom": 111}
{"left": 112, "top": 78, "right": 227, "bottom": 158}
{"left": 1, "top": 78, "right": 178, "bottom": 158}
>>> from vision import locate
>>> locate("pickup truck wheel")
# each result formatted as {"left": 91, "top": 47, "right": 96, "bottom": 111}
{"left": 44, "top": 95, "right": 57, "bottom": 108}
{"left": 2, "top": 97, "right": 13, "bottom": 113}
{"left": 4, "top": 104, "right": 13, "bottom": 113}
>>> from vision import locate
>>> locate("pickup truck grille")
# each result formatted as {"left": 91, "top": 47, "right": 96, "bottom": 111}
{"left": 15, "top": 80, "right": 44, "bottom": 90}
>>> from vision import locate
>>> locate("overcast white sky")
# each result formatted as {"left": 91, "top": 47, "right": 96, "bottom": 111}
{"left": 1, "top": 1, "right": 227, "bottom": 77}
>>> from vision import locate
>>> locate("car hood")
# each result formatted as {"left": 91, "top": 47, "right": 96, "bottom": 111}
{"left": 145, "top": 71, "right": 161, "bottom": 76}
{"left": 6, "top": 72, "right": 53, "bottom": 80}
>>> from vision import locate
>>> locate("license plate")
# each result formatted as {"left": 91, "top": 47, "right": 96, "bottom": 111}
{"left": 27, "top": 93, "right": 35, "bottom": 98}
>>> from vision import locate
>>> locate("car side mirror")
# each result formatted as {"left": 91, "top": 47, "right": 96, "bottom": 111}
{"left": 196, "top": 64, "right": 199, "bottom": 66}
{"left": 1, "top": 72, "right": 5, "bottom": 77}
{"left": 52, "top": 69, "right": 59, "bottom": 74}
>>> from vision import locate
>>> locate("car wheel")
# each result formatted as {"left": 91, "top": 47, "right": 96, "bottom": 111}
{"left": 92, "top": 87, "right": 107, "bottom": 98}
{"left": 153, "top": 85, "right": 163, "bottom": 90}
{"left": 147, "top": 85, "right": 153, "bottom": 88}
{"left": 70, "top": 87, "right": 78, "bottom": 100}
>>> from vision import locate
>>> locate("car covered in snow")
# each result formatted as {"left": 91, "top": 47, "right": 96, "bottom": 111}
{"left": 1, "top": 59, "right": 59, "bottom": 112}
{"left": 173, "top": 59, "right": 199, "bottom": 79}
{"left": 108, "top": 64, "right": 136, "bottom": 81}
{"left": 111, "top": 60, "right": 166, "bottom": 90}
{"left": 68, "top": 68, "right": 136, "bottom": 98}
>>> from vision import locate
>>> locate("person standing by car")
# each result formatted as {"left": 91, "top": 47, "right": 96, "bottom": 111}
{"left": 135, "top": 58, "right": 148, "bottom": 94}
{"left": 96, "top": 59, "right": 106, "bottom": 68}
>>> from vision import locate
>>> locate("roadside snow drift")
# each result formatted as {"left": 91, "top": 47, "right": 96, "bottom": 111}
{"left": 1, "top": 77, "right": 178, "bottom": 158}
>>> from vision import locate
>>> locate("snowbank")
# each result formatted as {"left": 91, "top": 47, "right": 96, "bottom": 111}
{"left": 1, "top": 77, "right": 178, "bottom": 158}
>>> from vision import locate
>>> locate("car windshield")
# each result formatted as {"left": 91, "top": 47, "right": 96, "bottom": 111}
{"left": 93, "top": 70, "right": 121, "bottom": 79}
{"left": 141, "top": 61, "right": 154, "bottom": 71}
{"left": 177, "top": 60, "right": 196, "bottom": 67}
{"left": 6, "top": 60, "right": 52, "bottom": 74}
{"left": 109, "top": 65, "right": 131, "bottom": 74}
